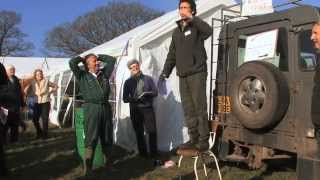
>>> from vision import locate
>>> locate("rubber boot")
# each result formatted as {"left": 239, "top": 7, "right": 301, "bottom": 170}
{"left": 83, "top": 147, "right": 93, "bottom": 176}
{"left": 102, "top": 145, "right": 112, "bottom": 167}
{"left": 102, "top": 146, "right": 118, "bottom": 171}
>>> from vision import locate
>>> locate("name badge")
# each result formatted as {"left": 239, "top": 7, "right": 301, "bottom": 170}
{"left": 184, "top": 30, "right": 191, "bottom": 36}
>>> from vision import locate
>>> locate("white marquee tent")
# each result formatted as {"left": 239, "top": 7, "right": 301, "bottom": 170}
{"left": 81, "top": 0, "right": 236, "bottom": 152}
{"left": 1, "top": 0, "right": 238, "bottom": 152}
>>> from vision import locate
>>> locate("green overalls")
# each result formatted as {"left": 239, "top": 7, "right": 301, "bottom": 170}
{"left": 69, "top": 55, "right": 116, "bottom": 171}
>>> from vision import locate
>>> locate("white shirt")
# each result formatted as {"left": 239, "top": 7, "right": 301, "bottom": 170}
{"left": 89, "top": 72, "right": 97, "bottom": 78}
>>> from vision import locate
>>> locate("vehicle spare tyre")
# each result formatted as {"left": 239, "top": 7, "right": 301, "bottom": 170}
{"left": 230, "top": 61, "right": 290, "bottom": 130}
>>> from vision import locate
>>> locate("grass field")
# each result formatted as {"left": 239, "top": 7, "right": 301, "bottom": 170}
{"left": 2, "top": 123, "right": 296, "bottom": 180}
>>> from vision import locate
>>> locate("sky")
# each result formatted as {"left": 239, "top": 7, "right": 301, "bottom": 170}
{"left": 0, "top": 0, "right": 319, "bottom": 57}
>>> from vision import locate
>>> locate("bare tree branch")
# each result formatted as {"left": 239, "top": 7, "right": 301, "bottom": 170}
{"left": 0, "top": 10, "right": 34, "bottom": 57}
{"left": 44, "top": 1, "right": 163, "bottom": 57}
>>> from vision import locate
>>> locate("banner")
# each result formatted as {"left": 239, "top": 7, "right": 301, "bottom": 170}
{"left": 241, "top": 0, "right": 274, "bottom": 16}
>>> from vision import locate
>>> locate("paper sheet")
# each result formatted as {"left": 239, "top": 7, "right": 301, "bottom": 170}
{"left": 0, "top": 107, "right": 8, "bottom": 125}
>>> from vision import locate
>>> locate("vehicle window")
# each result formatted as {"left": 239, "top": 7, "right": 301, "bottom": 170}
{"left": 237, "top": 28, "right": 288, "bottom": 71}
{"left": 299, "top": 30, "right": 317, "bottom": 71}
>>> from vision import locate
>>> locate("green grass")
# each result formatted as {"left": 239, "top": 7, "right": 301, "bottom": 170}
{"left": 2, "top": 122, "right": 296, "bottom": 180}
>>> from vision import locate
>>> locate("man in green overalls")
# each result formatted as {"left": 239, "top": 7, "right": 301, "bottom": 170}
{"left": 69, "top": 53, "right": 116, "bottom": 174}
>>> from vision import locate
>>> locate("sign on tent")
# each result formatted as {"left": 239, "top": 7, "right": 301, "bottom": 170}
{"left": 241, "top": 0, "right": 274, "bottom": 16}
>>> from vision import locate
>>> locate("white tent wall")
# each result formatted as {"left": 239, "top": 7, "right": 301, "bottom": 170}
{"left": 0, "top": 57, "right": 70, "bottom": 77}
{"left": 48, "top": 70, "right": 73, "bottom": 126}
{"left": 81, "top": 0, "right": 237, "bottom": 152}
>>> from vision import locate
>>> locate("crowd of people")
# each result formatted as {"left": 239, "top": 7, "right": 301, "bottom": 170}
{"left": 67, "top": 0, "right": 213, "bottom": 175}
{"left": 0, "top": 62, "right": 58, "bottom": 176}
{"left": 2, "top": 0, "right": 320, "bottom": 177}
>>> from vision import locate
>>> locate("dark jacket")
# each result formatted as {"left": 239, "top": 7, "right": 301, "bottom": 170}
{"left": 123, "top": 73, "right": 158, "bottom": 108}
{"left": 0, "top": 65, "right": 21, "bottom": 112}
{"left": 5, "top": 75, "right": 24, "bottom": 112}
{"left": 161, "top": 17, "right": 213, "bottom": 77}
{"left": 312, "top": 56, "right": 320, "bottom": 127}
{"left": 69, "top": 55, "right": 116, "bottom": 104}
{"left": 0, "top": 63, "right": 8, "bottom": 107}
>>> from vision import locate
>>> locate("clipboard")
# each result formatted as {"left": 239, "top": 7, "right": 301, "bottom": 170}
{"left": 138, "top": 91, "right": 153, "bottom": 99}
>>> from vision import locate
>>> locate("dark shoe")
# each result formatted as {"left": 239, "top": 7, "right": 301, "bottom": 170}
{"left": 197, "top": 141, "right": 209, "bottom": 152}
{"left": 149, "top": 152, "right": 159, "bottom": 159}
{"left": 153, "top": 159, "right": 164, "bottom": 167}
{"left": 139, "top": 152, "right": 149, "bottom": 158}
{"left": 105, "top": 164, "right": 119, "bottom": 172}
{"left": 41, "top": 134, "right": 49, "bottom": 140}
{"left": 35, "top": 130, "right": 43, "bottom": 140}
{"left": 179, "top": 140, "right": 197, "bottom": 150}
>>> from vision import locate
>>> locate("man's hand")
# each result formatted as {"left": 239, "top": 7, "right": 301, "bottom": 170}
{"left": 128, "top": 97, "right": 138, "bottom": 103}
{"left": 158, "top": 74, "right": 166, "bottom": 82}
{"left": 157, "top": 74, "right": 167, "bottom": 95}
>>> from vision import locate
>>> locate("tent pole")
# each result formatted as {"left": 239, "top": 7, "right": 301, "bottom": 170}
{"left": 72, "top": 75, "right": 76, "bottom": 128}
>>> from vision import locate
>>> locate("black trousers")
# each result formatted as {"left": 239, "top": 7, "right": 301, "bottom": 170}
{"left": 0, "top": 124, "right": 8, "bottom": 176}
{"left": 33, "top": 102, "right": 50, "bottom": 138}
{"left": 4, "top": 111, "right": 20, "bottom": 143}
{"left": 179, "top": 72, "right": 210, "bottom": 145}
{"left": 130, "top": 106, "right": 158, "bottom": 156}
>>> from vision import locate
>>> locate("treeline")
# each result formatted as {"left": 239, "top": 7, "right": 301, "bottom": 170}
{"left": 0, "top": 1, "right": 163, "bottom": 57}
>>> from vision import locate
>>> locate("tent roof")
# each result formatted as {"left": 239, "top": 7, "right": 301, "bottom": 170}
{"left": 82, "top": 0, "right": 236, "bottom": 57}
{"left": 1, "top": 57, "right": 70, "bottom": 77}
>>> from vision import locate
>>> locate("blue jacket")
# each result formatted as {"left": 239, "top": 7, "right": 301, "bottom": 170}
{"left": 123, "top": 73, "right": 158, "bottom": 108}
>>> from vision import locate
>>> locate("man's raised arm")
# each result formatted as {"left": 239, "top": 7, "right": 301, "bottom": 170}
{"left": 98, "top": 54, "right": 116, "bottom": 78}
{"left": 69, "top": 56, "right": 84, "bottom": 79}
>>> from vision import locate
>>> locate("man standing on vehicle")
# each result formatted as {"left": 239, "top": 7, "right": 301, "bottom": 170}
{"left": 311, "top": 22, "right": 320, "bottom": 155}
{"left": 159, "top": 0, "right": 213, "bottom": 151}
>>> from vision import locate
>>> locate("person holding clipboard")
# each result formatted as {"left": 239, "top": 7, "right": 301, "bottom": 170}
{"left": 123, "top": 59, "right": 158, "bottom": 158}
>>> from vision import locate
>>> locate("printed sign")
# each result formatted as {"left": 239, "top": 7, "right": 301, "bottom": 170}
{"left": 244, "top": 29, "right": 278, "bottom": 62}
{"left": 242, "top": 0, "right": 274, "bottom": 16}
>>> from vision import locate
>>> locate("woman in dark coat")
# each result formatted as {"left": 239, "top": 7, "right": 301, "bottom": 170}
{"left": 0, "top": 62, "right": 9, "bottom": 176}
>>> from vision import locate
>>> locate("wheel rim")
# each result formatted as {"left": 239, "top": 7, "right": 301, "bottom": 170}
{"left": 238, "top": 76, "right": 266, "bottom": 113}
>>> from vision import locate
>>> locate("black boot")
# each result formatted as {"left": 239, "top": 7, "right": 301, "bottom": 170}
{"left": 102, "top": 145, "right": 112, "bottom": 166}
{"left": 197, "top": 141, "right": 209, "bottom": 152}
{"left": 149, "top": 132, "right": 158, "bottom": 158}
{"left": 179, "top": 140, "right": 197, "bottom": 150}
